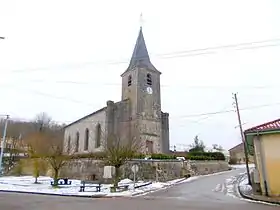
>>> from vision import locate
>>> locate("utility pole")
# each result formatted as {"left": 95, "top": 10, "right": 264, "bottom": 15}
{"left": 0, "top": 115, "right": 9, "bottom": 175}
{"left": 233, "top": 93, "right": 251, "bottom": 185}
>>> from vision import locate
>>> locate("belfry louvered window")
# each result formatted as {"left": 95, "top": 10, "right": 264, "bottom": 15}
{"left": 128, "top": 75, "right": 132, "bottom": 86}
{"left": 147, "top": 73, "right": 152, "bottom": 85}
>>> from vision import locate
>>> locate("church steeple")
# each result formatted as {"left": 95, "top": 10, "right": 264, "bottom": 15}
{"left": 122, "top": 27, "right": 160, "bottom": 76}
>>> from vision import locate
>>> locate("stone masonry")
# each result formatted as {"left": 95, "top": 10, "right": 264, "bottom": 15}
{"left": 60, "top": 159, "right": 230, "bottom": 182}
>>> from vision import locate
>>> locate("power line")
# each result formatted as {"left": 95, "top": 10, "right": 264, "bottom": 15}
{"left": 7, "top": 101, "right": 280, "bottom": 125}
{"left": 3, "top": 81, "right": 280, "bottom": 120}
{"left": 11, "top": 78, "right": 280, "bottom": 90}
{"left": 2, "top": 81, "right": 280, "bottom": 121}
{"left": 179, "top": 101, "right": 280, "bottom": 118}
{"left": 0, "top": 84, "right": 97, "bottom": 107}
{"left": 7, "top": 38, "right": 280, "bottom": 74}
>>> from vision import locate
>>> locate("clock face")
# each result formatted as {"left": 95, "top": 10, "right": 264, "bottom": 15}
{"left": 146, "top": 87, "right": 153, "bottom": 94}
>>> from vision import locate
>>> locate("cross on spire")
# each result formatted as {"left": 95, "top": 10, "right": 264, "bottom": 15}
{"left": 139, "top": 13, "right": 144, "bottom": 28}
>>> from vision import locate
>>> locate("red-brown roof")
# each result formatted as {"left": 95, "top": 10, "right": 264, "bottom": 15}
{"left": 244, "top": 118, "right": 280, "bottom": 133}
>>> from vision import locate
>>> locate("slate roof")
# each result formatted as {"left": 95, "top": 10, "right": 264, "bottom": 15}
{"left": 63, "top": 107, "right": 106, "bottom": 129}
{"left": 244, "top": 118, "right": 280, "bottom": 133}
{"left": 122, "top": 27, "right": 161, "bottom": 75}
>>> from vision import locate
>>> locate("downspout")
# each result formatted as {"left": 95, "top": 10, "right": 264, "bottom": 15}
{"left": 257, "top": 132, "right": 269, "bottom": 196}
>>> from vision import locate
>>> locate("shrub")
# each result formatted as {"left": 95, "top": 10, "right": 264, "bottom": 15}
{"left": 73, "top": 152, "right": 105, "bottom": 159}
{"left": 67, "top": 151, "right": 225, "bottom": 161}
{"left": 150, "top": 153, "right": 177, "bottom": 160}
{"left": 186, "top": 151, "right": 225, "bottom": 161}
{"left": 133, "top": 154, "right": 146, "bottom": 159}
{"left": 187, "top": 155, "right": 214, "bottom": 160}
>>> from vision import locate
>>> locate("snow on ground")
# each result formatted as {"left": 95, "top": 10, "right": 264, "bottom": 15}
{"left": 237, "top": 175, "right": 279, "bottom": 206}
{"left": 212, "top": 174, "right": 239, "bottom": 198}
{"left": 0, "top": 176, "right": 186, "bottom": 197}
{"left": 0, "top": 169, "right": 241, "bottom": 198}
{"left": 238, "top": 175, "right": 253, "bottom": 193}
{"left": 212, "top": 165, "right": 255, "bottom": 198}
{"left": 214, "top": 168, "right": 253, "bottom": 199}
{"left": 230, "top": 164, "right": 255, "bottom": 169}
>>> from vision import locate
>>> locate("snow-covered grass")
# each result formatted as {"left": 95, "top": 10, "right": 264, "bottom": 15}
{"left": 0, "top": 176, "right": 185, "bottom": 197}
{"left": 0, "top": 169, "right": 240, "bottom": 198}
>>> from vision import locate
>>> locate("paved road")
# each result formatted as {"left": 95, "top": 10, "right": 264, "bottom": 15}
{"left": 0, "top": 169, "right": 278, "bottom": 210}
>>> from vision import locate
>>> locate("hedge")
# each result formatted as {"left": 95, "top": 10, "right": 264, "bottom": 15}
{"left": 31, "top": 151, "right": 225, "bottom": 161}
{"left": 187, "top": 151, "right": 225, "bottom": 161}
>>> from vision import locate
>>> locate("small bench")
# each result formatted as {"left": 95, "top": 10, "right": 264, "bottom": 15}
{"left": 79, "top": 180, "right": 102, "bottom": 192}
{"left": 51, "top": 178, "right": 72, "bottom": 186}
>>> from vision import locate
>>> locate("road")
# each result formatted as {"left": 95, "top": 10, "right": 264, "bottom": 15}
{"left": 0, "top": 168, "right": 278, "bottom": 210}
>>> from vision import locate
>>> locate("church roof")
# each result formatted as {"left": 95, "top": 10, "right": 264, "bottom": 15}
{"left": 122, "top": 27, "right": 160, "bottom": 76}
{"left": 64, "top": 107, "right": 106, "bottom": 129}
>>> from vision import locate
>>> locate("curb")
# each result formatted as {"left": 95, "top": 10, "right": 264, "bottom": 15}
{"left": 238, "top": 186, "right": 280, "bottom": 206}
{"left": 237, "top": 179, "right": 280, "bottom": 206}
{"left": 0, "top": 189, "right": 107, "bottom": 198}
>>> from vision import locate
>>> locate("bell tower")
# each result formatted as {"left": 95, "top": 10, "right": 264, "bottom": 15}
{"left": 121, "top": 27, "right": 163, "bottom": 153}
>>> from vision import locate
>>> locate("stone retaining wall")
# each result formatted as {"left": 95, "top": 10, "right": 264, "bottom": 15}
{"left": 60, "top": 159, "right": 230, "bottom": 182}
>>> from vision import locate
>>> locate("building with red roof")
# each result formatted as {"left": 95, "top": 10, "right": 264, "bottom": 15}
{"left": 244, "top": 118, "right": 280, "bottom": 197}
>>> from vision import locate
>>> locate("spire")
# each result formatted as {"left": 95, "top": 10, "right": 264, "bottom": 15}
{"left": 125, "top": 27, "right": 159, "bottom": 72}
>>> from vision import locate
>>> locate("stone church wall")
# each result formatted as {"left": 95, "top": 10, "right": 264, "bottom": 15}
{"left": 64, "top": 108, "right": 107, "bottom": 153}
{"left": 59, "top": 159, "right": 230, "bottom": 182}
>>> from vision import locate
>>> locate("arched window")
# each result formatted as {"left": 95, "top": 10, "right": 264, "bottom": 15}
{"left": 128, "top": 75, "right": 132, "bottom": 86}
{"left": 147, "top": 73, "right": 152, "bottom": 86}
{"left": 84, "top": 128, "right": 89, "bottom": 151}
{"left": 96, "top": 124, "right": 101, "bottom": 148}
{"left": 75, "top": 132, "right": 79, "bottom": 152}
{"left": 67, "top": 136, "right": 71, "bottom": 153}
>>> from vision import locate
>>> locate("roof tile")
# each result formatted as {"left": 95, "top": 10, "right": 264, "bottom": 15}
{"left": 245, "top": 118, "right": 280, "bottom": 133}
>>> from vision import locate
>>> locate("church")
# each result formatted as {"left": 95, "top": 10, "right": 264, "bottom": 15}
{"left": 63, "top": 27, "right": 170, "bottom": 154}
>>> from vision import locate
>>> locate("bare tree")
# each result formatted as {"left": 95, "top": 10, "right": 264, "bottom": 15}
{"left": 104, "top": 133, "right": 142, "bottom": 189}
{"left": 24, "top": 132, "right": 44, "bottom": 183}
{"left": 42, "top": 132, "right": 75, "bottom": 186}
{"left": 25, "top": 130, "right": 74, "bottom": 186}
{"left": 212, "top": 144, "right": 224, "bottom": 151}
{"left": 34, "top": 112, "right": 52, "bottom": 131}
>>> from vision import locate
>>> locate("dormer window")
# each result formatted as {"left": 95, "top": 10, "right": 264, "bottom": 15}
{"left": 128, "top": 75, "right": 132, "bottom": 86}
{"left": 147, "top": 73, "right": 152, "bottom": 86}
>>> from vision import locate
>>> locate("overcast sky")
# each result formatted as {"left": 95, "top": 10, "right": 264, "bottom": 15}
{"left": 1, "top": 0, "right": 280, "bottom": 151}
